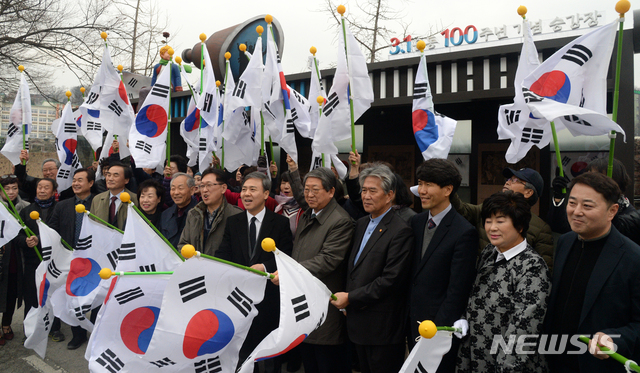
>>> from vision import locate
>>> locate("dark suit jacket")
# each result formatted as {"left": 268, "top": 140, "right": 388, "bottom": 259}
{"left": 546, "top": 227, "right": 640, "bottom": 372}
{"left": 346, "top": 210, "right": 413, "bottom": 345}
{"left": 49, "top": 195, "right": 95, "bottom": 246}
{"left": 17, "top": 202, "right": 57, "bottom": 266}
{"left": 159, "top": 198, "right": 198, "bottom": 249}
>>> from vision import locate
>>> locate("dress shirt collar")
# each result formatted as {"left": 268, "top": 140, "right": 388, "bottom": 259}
{"left": 247, "top": 206, "right": 266, "bottom": 224}
{"left": 495, "top": 238, "right": 528, "bottom": 262}
{"left": 428, "top": 203, "right": 452, "bottom": 227}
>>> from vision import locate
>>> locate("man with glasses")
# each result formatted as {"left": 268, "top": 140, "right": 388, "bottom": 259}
{"left": 16, "top": 150, "right": 73, "bottom": 202}
{"left": 178, "top": 168, "right": 242, "bottom": 256}
{"left": 451, "top": 167, "right": 554, "bottom": 270}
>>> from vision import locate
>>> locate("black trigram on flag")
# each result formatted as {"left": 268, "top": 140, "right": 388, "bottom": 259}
{"left": 41, "top": 246, "right": 52, "bottom": 261}
{"left": 521, "top": 127, "right": 544, "bottom": 144}
{"left": 128, "top": 77, "right": 138, "bottom": 88}
{"left": 522, "top": 88, "right": 543, "bottom": 103}
{"left": 263, "top": 102, "right": 276, "bottom": 120}
{"left": 414, "top": 361, "right": 428, "bottom": 373}
{"left": 455, "top": 157, "right": 463, "bottom": 166}
{"left": 199, "top": 138, "right": 207, "bottom": 152}
{"left": 87, "top": 121, "right": 101, "bottom": 131}
{"left": 139, "top": 264, "right": 156, "bottom": 272}
{"left": 43, "top": 312, "right": 51, "bottom": 331}
{"left": 86, "top": 92, "right": 99, "bottom": 104}
{"left": 57, "top": 169, "right": 71, "bottom": 180}
{"left": 179, "top": 275, "right": 207, "bottom": 303}
{"left": 150, "top": 357, "right": 176, "bottom": 368}
{"left": 76, "top": 235, "right": 92, "bottom": 250}
{"left": 151, "top": 84, "right": 170, "bottom": 99}
{"left": 194, "top": 356, "right": 221, "bottom": 373}
{"left": 228, "top": 287, "right": 253, "bottom": 317}
{"left": 291, "top": 294, "right": 310, "bottom": 322}
{"left": 276, "top": 51, "right": 281, "bottom": 64}
{"left": 47, "top": 260, "right": 62, "bottom": 278}
{"left": 107, "top": 250, "right": 119, "bottom": 269}
{"left": 312, "top": 156, "right": 322, "bottom": 170}
{"left": 562, "top": 156, "right": 571, "bottom": 166}
{"left": 108, "top": 100, "right": 123, "bottom": 117}
{"left": 71, "top": 154, "right": 80, "bottom": 168}
{"left": 114, "top": 287, "right": 144, "bottom": 305}
{"left": 413, "top": 82, "right": 429, "bottom": 99}
{"left": 292, "top": 89, "right": 304, "bottom": 104}
{"left": 24, "top": 139, "right": 29, "bottom": 150}
{"left": 286, "top": 108, "right": 298, "bottom": 134}
{"left": 7, "top": 123, "right": 18, "bottom": 137}
{"left": 504, "top": 109, "right": 521, "bottom": 125}
{"left": 96, "top": 349, "right": 125, "bottom": 373}
{"left": 561, "top": 44, "right": 592, "bottom": 66}
{"left": 563, "top": 115, "right": 592, "bottom": 127}
{"left": 74, "top": 305, "right": 91, "bottom": 320}
{"left": 202, "top": 93, "right": 214, "bottom": 113}
{"left": 323, "top": 92, "right": 339, "bottom": 117}
{"left": 64, "top": 122, "right": 76, "bottom": 133}
{"left": 135, "top": 140, "right": 152, "bottom": 154}
{"left": 0, "top": 220, "right": 4, "bottom": 239}
{"left": 233, "top": 80, "right": 247, "bottom": 99}
{"left": 118, "top": 242, "right": 136, "bottom": 261}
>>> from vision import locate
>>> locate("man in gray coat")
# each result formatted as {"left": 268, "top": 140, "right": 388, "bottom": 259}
{"left": 178, "top": 168, "right": 242, "bottom": 255}
{"left": 273, "top": 167, "right": 354, "bottom": 373}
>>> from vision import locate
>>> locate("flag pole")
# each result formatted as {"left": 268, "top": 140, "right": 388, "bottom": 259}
{"left": 99, "top": 268, "right": 174, "bottom": 279}
{"left": 76, "top": 205, "right": 124, "bottom": 234}
{"left": 310, "top": 47, "right": 327, "bottom": 167}
{"left": 18, "top": 65, "right": 27, "bottom": 166}
{"left": 100, "top": 32, "right": 118, "bottom": 142}
{"left": 578, "top": 336, "right": 640, "bottom": 372}
{"left": 198, "top": 34, "right": 206, "bottom": 166}
{"left": 254, "top": 25, "right": 266, "bottom": 157}
{"left": 222, "top": 54, "right": 231, "bottom": 169}
{"left": 417, "top": 320, "right": 463, "bottom": 339}
{"left": 337, "top": 5, "right": 357, "bottom": 160}
{"left": 30, "top": 211, "right": 74, "bottom": 252}
{"left": 214, "top": 81, "right": 221, "bottom": 167}
{"left": 608, "top": 1, "right": 630, "bottom": 178}
{"left": 166, "top": 48, "right": 175, "bottom": 164}
{"left": 182, "top": 245, "right": 274, "bottom": 279}
{"left": 266, "top": 17, "right": 283, "bottom": 164}
{"left": 318, "top": 95, "right": 326, "bottom": 167}
{"left": 175, "top": 57, "right": 196, "bottom": 98}
{"left": 119, "top": 193, "right": 185, "bottom": 261}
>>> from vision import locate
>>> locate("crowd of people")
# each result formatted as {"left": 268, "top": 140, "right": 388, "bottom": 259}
{"left": 0, "top": 145, "right": 639, "bottom": 373}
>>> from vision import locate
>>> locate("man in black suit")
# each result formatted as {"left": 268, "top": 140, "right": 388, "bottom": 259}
{"left": 331, "top": 164, "right": 413, "bottom": 373}
{"left": 408, "top": 158, "right": 478, "bottom": 372}
{"left": 49, "top": 168, "right": 95, "bottom": 350}
{"left": 546, "top": 172, "right": 640, "bottom": 372}
{"left": 216, "top": 171, "right": 293, "bottom": 373}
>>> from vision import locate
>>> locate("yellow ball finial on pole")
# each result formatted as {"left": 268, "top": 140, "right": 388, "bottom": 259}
{"left": 117, "top": 65, "right": 123, "bottom": 72}
{"left": 310, "top": 46, "right": 317, "bottom": 56}
{"left": 517, "top": 5, "right": 527, "bottom": 18}
{"left": 120, "top": 192, "right": 131, "bottom": 203}
{"left": 225, "top": 52, "right": 231, "bottom": 60}
{"left": 167, "top": 48, "right": 174, "bottom": 57}
{"left": 18, "top": 65, "right": 24, "bottom": 72}
{"left": 99, "top": 268, "right": 113, "bottom": 280}
{"left": 418, "top": 320, "right": 438, "bottom": 339}
{"left": 65, "top": 91, "right": 72, "bottom": 99}
{"left": 416, "top": 40, "right": 426, "bottom": 52}
{"left": 175, "top": 56, "right": 182, "bottom": 65}
{"left": 265, "top": 14, "right": 273, "bottom": 24}
{"left": 256, "top": 25, "right": 264, "bottom": 35}
{"left": 239, "top": 44, "right": 247, "bottom": 52}
{"left": 30, "top": 211, "right": 40, "bottom": 220}
{"left": 199, "top": 33, "right": 207, "bottom": 42}
{"left": 261, "top": 237, "right": 276, "bottom": 252}
{"left": 317, "top": 96, "right": 324, "bottom": 105}
{"left": 616, "top": 0, "right": 631, "bottom": 17}
{"left": 337, "top": 5, "right": 346, "bottom": 15}
{"left": 216, "top": 80, "right": 221, "bottom": 87}
{"left": 75, "top": 204, "right": 86, "bottom": 214}
{"left": 100, "top": 32, "right": 107, "bottom": 40}
{"left": 80, "top": 87, "right": 85, "bottom": 94}
{"left": 181, "top": 244, "right": 197, "bottom": 259}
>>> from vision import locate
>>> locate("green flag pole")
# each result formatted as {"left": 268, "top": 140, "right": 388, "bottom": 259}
{"left": 126, "top": 199, "right": 185, "bottom": 262}
{"left": 18, "top": 66, "right": 27, "bottom": 166}
{"left": 79, "top": 206, "right": 124, "bottom": 234}
{"left": 337, "top": 6, "right": 357, "bottom": 161}
{"left": 310, "top": 49, "right": 326, "bottom": 167}
{"left": 578, "top": 335, "right": 640, "bottom": 372}
{"left": 166, "top": 48, "right": 174, "bottom": 163}
{"left": 608, "top": 5, "right": 628, "bottom": 178}
{"left": 100, "top": 32, "right": 118, "bottom": 142}
{"left": 198, "top": 35, "right": 206, "bottom": 165}
{"left": 222, "top": 57, "right": 231, "bottom": 169}
{"left": 0, "top": 183, "right": 41, "bottom": 260}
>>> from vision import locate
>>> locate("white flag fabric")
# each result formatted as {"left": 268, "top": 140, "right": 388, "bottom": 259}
{"left": 54, "top": 101, "right": 82, "bottom": 191}
{"left": 238, "top": 249, "right": 331, "bottom": 373}
{"left": 0, "top": 202, "right": 23, "bottom": 247}
{"left": 308, "top": 56, "right": 327, "bottom": 138}
{"left": 87, "top": 275, "right": 170, "bottom": 373}
{"left": 130, "top": 60, "right": 172, "bottom": 169}
{"left": 309, "top": 152, "right": 347, "bottom": 180}
{"left": 144, "top": 258, "right": 267, "bottom": 372}
{"left": 50, "top": 213, "right": 123, "bottom": 331}
{"left": 522, "top": 19, "right": 625, "bottom": 140}
{"left": 398, "top": 331, "right": 453, "bottom": 373}
{"left": 180, "top": 92, "right": 201, "bottom": 167}
{"left": 412, "top": 52, "right": 457, "bottom": 160}
{"left": 24, "top": 220, "right": 73, "bottom": 358}
{"left": 344, "top": 21, "right": 374, "bottom": 123}
{"left": 78, "top": 106, "right": 104, "bottom": 151}
{"left": 497, "top": 19, "right": 551, "bottom": 164}
{"left": 227, "top": 37, "right": 263, "bottom": 113}
{"left": 223, "top": 61, "right": 256, "bottom": 171}
{"left": 1, "top": 73, "right": 31, "bottom": 165}
{"left": 81, "top": 45, "right": 134, "bottom": 158}
{"left": 288, "top": 86, "right": 313, "bottom": 139}
{"left": 195, "top": 45, "right": 219, "bottom": 168}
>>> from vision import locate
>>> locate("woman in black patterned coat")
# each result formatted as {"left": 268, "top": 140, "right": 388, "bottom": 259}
{"left": 457, "top": 191, "right": 551, "bottom": 373}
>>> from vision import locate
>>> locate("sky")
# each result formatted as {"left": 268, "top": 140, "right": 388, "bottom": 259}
{"left": 55, "top": 0, "right": 640, "bottom": 88}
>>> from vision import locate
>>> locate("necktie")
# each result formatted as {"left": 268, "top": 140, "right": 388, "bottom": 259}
{"left": 428, "top": 218, "right": 436, "bottom": 229}
{"left": 249, "top": 217, "right": 257, "bottom": 258}
{"left": 109, "top": 196, "right": 117, "bottom": 225}
{"left": 310, "top": 213, "right": 317, "bottom": 220}
{"left": 421, "top": 218, "right": 437, "bottom": 258}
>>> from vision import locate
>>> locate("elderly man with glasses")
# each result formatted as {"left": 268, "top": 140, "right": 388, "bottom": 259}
{"left": 16, "top": 149, "right": 75, "bottom": 202}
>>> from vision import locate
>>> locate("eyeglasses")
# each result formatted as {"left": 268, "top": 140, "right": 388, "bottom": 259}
{"left": 201, "top": 182, "right": 223, "bottom": 190}
{"left": 0, "top": 175, "right": 16, "bottom": 180}
{"left": 304, "top": 188, "right": 324, "bottom": 196}
{"left": 505, "top": 176, "right": 527, "bottom": 186}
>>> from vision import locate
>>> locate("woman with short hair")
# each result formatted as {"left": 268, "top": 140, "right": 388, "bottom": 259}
{"left": 137, "top": 179, "right": 165, "bottom": 229}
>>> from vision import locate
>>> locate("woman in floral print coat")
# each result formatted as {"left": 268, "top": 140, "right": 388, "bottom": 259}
{"left": 457, "top": 191, "right": 551, "bottom": 373}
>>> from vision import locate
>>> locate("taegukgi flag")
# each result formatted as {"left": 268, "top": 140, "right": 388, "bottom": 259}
{"left": 398, "top": 331, "right": 453, "bottom": 373}
{"left": 1, "top": 72, "right": 31, "bottom": 165}
{"left": 54, "top": 101, "right": 82, "bottom": 191}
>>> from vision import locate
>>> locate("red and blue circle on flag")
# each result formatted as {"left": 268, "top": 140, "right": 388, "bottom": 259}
{"left": 121, "top": 306, "right": 161, "bottom": 354}
{"left": 66, "top": 257, "right": 102, "bottom": 297}
{"left": 530, "top": 70, "right": 571, "bottom": 104}
{"left": 136, "top": 104, "right": 167, "bottom": 138}
{"left": 412, "top": 109, "right": 439, "bottom": 153}
{"left": 183, "top": 309, "right": 235, "bottom": 359}
{"left": 39, "top": 272, "right": 50, "bottom": 307}
{"left": 62, "top": 139, "right": 77, "bottom": 165}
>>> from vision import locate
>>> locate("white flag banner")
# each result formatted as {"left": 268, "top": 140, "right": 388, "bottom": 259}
{"left": 0, "top": 202, "right": 23, "bottom": 247}
{"left": 144, "top": 258, "right": 267, "bottom": 372}
{"left": 1, "top": 73, "right": 31, "bottom": 165}
{"left": 308, "top": 56, "right": 327, "bottom": 138}
{"left": 78, "top": 106, "right": 104, "bottom": 151}
{"left": 194, "top": 45, "right": 219, "bottom": 168}
{"left": 344, "top": 21, "right": 374, "bottom": 122}
{"left": 129, "top": 60, "right": 172, "bottom": 169}
{"left": 223, "top": 61, "right": 256, "bottom": 171}
{"left": 50, "top": 214, "right": 123, "bottom": 331}
{"left": 87, "top": 275, "right": 171, "bottom": 373}
{"left": 398, "top": 331, "right": 453, "bottom": 373}
{"left": 288, "top": 86, "right": 312, "bottom": 139}
{"left": 24, "top": 221, "right": 73, "bottom": 358}
{"left": 54, "top": 101, "right": 82, "bottom": 191}
{"left": 179, "top": 91, "right": 201, "bottom": 167}
{"left": 238, "top": 249, "right": 331, "bottom": 373}
{"left": 522, "top": 19, "right": 625, "bottom": 140}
